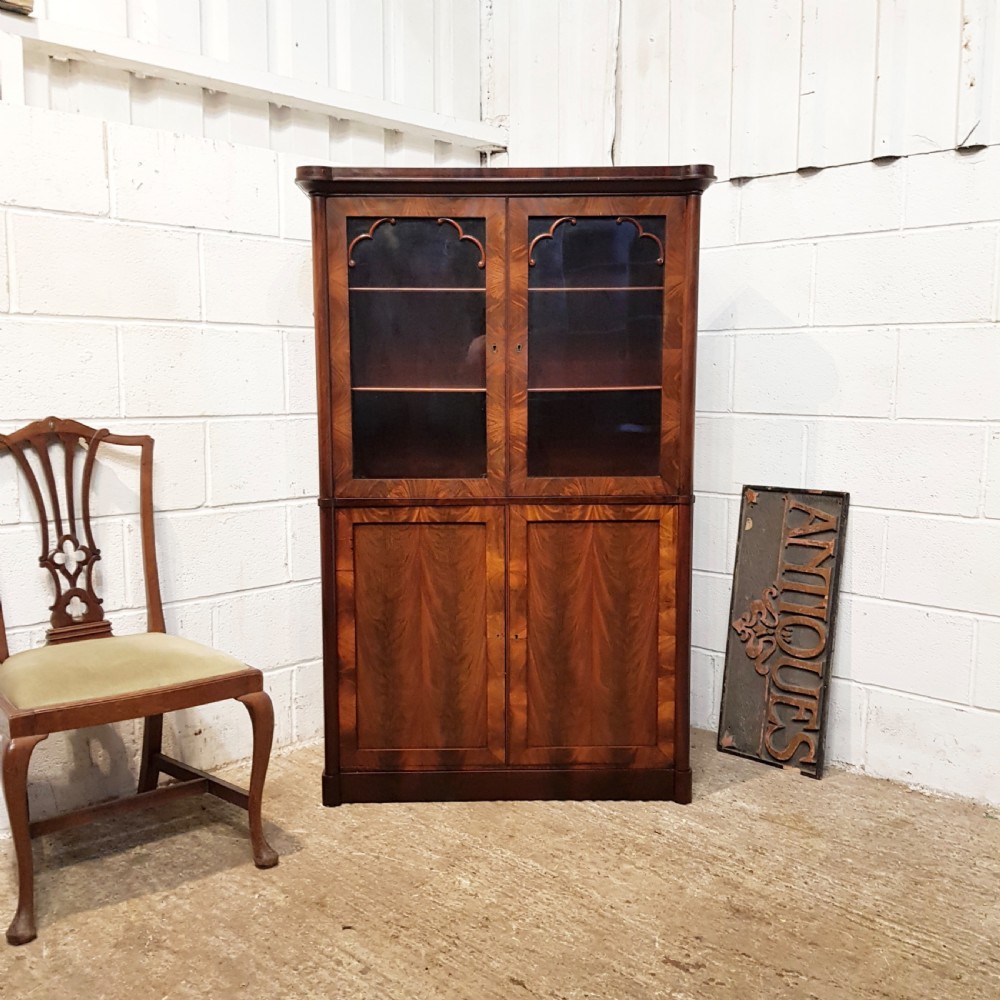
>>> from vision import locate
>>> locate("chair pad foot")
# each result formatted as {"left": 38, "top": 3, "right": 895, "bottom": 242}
{"left": 6, "top": 913, "right": 37, "bottom": 946}
{"left": 254, "top": 845, "right": 279, "bottom": 869}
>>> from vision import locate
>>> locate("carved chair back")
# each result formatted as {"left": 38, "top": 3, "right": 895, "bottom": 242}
{"left": 0, "top": 417, "right": 165, "bottom": 662}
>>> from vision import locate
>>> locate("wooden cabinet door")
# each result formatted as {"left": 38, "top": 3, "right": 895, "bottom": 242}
{"left": 508, "top": 504, "right": 679, "bottom": 767}
{"left": 507, "top": 197, "right": 694, "bottom": 498}
{"left": 335, "top": 506, "right": 506, "bottom": 770}
{"left": 325, "top": 197, "right": 506, "bottom": 500}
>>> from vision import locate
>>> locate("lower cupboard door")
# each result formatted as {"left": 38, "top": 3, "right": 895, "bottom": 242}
{"left": 335, "top": 506, "right": 506, "bottom": 770}
{"left": 508, "top": 504, "right": 678, "bottom": 767}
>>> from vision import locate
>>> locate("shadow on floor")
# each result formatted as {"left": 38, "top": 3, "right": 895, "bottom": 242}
{"left": 18, "top": 796, "right": 300, "bottom": 925}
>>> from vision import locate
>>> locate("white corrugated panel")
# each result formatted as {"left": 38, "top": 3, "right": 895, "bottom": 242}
{"left": 384, "top": 0, "right": 437, "bottom": 165}
{"left": 481, "top": 0, "right": 509, "bottom": 132}
{"left": 62, "top": 60, "right": 131, "bottom": 122}
{"left": 125, "top": 0, "right": 204, "bottom": 134}
{"left": 201, "top": 0, "right": 270, "bottom": 146}
{"left": 267, "top": 0, "right": 328, "bottom": 86}
{"left": 506, "top": 0, "right": 560, "bottom": 165}
{"left": 435, "top": 0, "right": 480, "bottom": 120}
{"left": 958, "top": 0, "right": 1000, "bottom": 148}
{"left": 798, "top": 0, "right": 877, "bottom": 169}
{"left": 668, "top": 0, "right": 734, "bottom": 178}
{"left": 874, "top": 0, "right": 963, "bottom": 158}
{"left": 617, "top": 0, "right": 671, "bottom": 166}
{"left": 42, "top": 0, "right": 128, "bottom": 36}
{"left": 432, "top": 0, "right": 482, "bottom": 165}
{"left": 330, "top": 0, "right": 386, "bottom": 165}
{"left": 556, "top": 0, "right": 617, "bottom": 166}
{"left": 730, "top": 0, "right": 802, "bottom": 178}
{"left": 9, "top": 0, "right": 491, "bottom": 165}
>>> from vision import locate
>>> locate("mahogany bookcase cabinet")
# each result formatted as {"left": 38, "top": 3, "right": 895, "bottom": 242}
{"left": 296, "top": 166, "right": 715, "bottom": 806}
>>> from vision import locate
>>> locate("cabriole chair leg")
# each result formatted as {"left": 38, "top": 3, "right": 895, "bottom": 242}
{"left": 237, "top": 692, "right": 278, "bottom": 869}
{"left": 3, "top": 734, "right": 48, "bottom": 946}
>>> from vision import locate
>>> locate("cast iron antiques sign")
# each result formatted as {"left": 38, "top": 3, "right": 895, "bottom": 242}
{"left": 718, "top": 486, "right": 848, "bottom": 778}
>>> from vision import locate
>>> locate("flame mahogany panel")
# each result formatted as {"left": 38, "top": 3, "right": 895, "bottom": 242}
{"left": 508, "top": 505, "right": 678, "bottom": 767}
{"left": 335, "top": 506, "right": 506, "bottom": 770}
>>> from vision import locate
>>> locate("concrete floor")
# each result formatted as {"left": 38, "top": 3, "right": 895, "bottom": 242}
{"left": 0, "top": 731, "right": 997, "bottom": 999}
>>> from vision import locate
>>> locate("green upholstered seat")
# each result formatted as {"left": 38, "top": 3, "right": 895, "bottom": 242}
{"left": 0, "top": 633, "right": 249, "bottom": 711}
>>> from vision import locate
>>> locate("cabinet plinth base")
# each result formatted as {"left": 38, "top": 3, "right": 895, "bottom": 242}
{"left": 322, "top": 767, "right": 688, "bottom": 805}
{"left": 674, "top": 768, "right": 692, "bottom": 805}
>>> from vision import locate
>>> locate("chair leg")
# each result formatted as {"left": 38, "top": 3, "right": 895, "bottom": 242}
{"left": 236, "top": 692, "right": 278, "bottom": 869}
{"left": 137, "top": 714, "right": 163, "bottom": 794}
{"left": 2, "top": 734, "right": 48, "bottom": 946}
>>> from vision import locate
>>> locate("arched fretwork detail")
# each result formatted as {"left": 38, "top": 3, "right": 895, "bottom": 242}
{"left": 615, "top": 216, "right": 665, "bottom": 265}
{"left": 436, "top": 218, "right": 486, "bottom": 268}
{"left": 528, "top": 216, "right": 577, "bottom": 266}
{"left": 347, "top": 217, "right": 396, "bottom": 267}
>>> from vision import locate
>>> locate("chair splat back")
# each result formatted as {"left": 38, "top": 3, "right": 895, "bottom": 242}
{"left": 0, "top": 416, "right": 165, "bottom": 656}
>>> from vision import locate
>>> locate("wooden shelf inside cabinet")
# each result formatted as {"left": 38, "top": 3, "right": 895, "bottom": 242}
{"left": 528, "top": 286, "right": 664, "bottom": 293}
{"left": 527, "top": 386, "right": 661, "bottom": 393}
{"left": 353, "top": 387, "right": 486, "bottom": 393}
{"left": 300, "top": 167, "right": 712, "bottom": 807}
{"left": 349, "top": 287, "right": 487, "bottom": 293}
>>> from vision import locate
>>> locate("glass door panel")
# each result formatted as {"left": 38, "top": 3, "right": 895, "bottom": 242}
{"left": 510, "top": 200, "right": 682, "bottom": 496}
{"left": 330, "top": 201, "right": 505, "bottom": 499}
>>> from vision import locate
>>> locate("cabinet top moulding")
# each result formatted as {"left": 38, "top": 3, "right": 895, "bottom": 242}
{"left": 295, "top": 165, "right": 716, "bottom": 198}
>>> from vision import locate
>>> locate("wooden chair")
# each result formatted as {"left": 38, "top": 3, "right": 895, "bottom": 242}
{"left": 0, "top": 417, "right": 278, "bottom": 945}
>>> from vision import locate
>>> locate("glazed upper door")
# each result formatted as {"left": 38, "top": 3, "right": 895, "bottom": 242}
{"left": 327, "top": 198, "right": 506, "bottom": 499}
{"left": 508, "top": 197, "right": 691, "bottom": 497}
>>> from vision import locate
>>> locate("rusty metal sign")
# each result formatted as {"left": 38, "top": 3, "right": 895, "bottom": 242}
{"left": 718, "top": 486, "right": 849, "bottom": 778}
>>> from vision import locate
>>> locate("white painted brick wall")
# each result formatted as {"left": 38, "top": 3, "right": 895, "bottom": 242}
{"left": 699, "top": 242, "right": 813, "bottom": 330}
{"left": 207, "top": 417, "right": 318, "bottom": 505}
{"left": 813, "top": 227, "right": 997, "bottom": 326}
{"left": 690, "top": 150, "right": 1000, "bottom": 805}
{"left": 12, "top": 215, "right": 201, "bottom": 319}
{"left": 987, "top": 430, "right": 1000, "bottom": 519}
{"left": 201, "top": 234, "right": 313, "bottom": 326}
{"left": 0, "top": 214, "right": 8, "bottom": 312}
{"left": 0, "top": 105, "right": 109, "bottom": 216}
{"left": 109, "top": 124, "right": 281, "bottom": 235}
{"left": 119, "top": 325, "right": 286, "bottom": 416}
{"left": 896, "top": 327, "right": 1000, "bottom": 420}
{"left": 732, "top": 330, "right": 897, "bottom": 418}
{"left": 0, "top": 320, "right": 120, "bottom": 418}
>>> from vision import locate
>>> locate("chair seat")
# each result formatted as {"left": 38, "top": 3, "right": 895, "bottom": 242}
{"left": 0, "top": 633, "right": 251, "bottom": 711}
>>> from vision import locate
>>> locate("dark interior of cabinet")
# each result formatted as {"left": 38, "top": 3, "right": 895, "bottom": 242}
{"left": 527, "top": 289, "right": 663, "bottom": 388}
{"left": 528, "top": 215, "right": 666, "bottom": 288}
{"left": 348, "top": 215, "right": 488, "bottom": 480}
{"left": 352, "top": 390, "right": 487, "bottom": 479}
{"left": 527, "top": 389, "right": 661, "bottom": 478}
{"left": 526, "top": 215, "right": 665, "bottom": 478}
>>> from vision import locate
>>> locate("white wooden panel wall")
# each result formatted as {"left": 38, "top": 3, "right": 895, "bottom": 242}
{"left": 8, "top": 0, "right": 484, "bottom": 166}
{"left": 496, "top": 0, "right": 1000, "bottom": 177}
